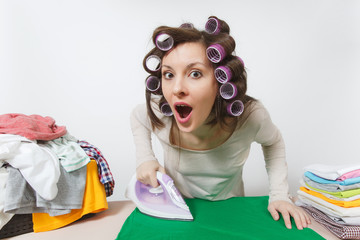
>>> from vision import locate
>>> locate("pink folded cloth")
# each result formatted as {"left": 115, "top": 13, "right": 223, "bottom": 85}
{"left": 0, "top": 113, "right": 67, "bottom": 140}
{"left": 337, "top": 169, "right": 360, "bottom": 181}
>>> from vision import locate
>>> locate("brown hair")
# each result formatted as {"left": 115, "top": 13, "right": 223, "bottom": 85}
{"left": 143, "top": 16, "right": 256, "bottom": 138}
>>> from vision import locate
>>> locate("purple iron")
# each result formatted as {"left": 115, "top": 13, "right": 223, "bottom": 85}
{"left": 206, "top": 44, "right": 226, "bottom": 63}
{"left": 125, "top": 171, "right": 194, "bottom": 221}
{"left": 215, "top": 66, "right": 232, "bottom": 83}
{"left": 205, "top": 17, "right": 221, "bottom": 34}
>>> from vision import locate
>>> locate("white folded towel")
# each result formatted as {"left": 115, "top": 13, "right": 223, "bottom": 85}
{"left": 304, "top": 163, "right": 360, "bottom": 180}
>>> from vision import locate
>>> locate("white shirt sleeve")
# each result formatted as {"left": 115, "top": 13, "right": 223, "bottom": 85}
{"left": 253, "top": 104, "right": 291, "bottom": 203}
{"left": 130, "top": 104, "right": 158, "bottom": 168}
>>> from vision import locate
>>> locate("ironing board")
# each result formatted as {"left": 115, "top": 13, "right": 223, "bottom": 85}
{"left": 3, "top": 199, "right": 340, "bottom": 239}
{"left": 117, "top": 196, "right": 325, "bottom": 240}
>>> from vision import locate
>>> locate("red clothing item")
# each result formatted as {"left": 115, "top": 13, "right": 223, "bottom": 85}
{"left": 0, "top": 113, "right": 67, "bottom": 140}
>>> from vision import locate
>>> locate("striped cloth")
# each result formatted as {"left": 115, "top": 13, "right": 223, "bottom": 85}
{"left": 301, "top": 205, "right": 360, "bottom": 239}
{"left": 78, "top": 140, "right": 115, "bottom": 197}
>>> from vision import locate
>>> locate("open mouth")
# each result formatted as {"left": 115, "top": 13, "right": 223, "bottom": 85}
{"left": 175, "top": 104, "right": 193, "bottom": 119}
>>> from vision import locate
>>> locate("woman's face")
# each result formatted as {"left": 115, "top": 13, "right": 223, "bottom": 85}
{"left": 161, "top": 42, "right": 218, "bottom": 133}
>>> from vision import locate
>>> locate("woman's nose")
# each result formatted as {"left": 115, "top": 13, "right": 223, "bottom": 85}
{"left": 172, "top": 79, "right": 187, "bottom": 96}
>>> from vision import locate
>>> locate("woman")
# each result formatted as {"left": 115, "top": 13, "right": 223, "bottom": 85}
{"left": 130, "top": 16, "right": 310, "bottom": 230}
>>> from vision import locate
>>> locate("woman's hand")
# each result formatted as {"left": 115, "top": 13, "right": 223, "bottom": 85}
{"left": 136, "top": 160, "right": 166, "bottom": 187}
{"left": 268, "top": 200, "right": 311, "bottom": 230}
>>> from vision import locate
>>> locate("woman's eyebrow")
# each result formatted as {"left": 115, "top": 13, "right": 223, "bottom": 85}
{"left": 161, "top": 65, "right": 173, "bottom": 70}
{"left": 186, "top": 62, "right": 207, "bottom": 69}
{"left": 162, "top": 62, "right": 207, "bottom": 72}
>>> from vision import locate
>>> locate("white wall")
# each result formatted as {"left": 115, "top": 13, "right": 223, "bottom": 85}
{"left": 1, "top": 0, "right": 359, "bottom": 201}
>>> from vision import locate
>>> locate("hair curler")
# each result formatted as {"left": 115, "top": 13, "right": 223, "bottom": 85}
{"left": 205, "top": 17, "right": 221, "bottom": 34}
{"left": 179, "top": 23, "right": 194, "bottom": 29}
{"left": 227, "top": 100, "right": 244, "bottom": 116}
{"left": 145, "top": 55, "right": 161, "bottom": 72}
{"left": 215, "top": 66, "right": 232, "bottom": 84}
{"left": 146, "top": 75, "right": 161, "bottom": 92}
{"left": 237, "top": 56, "right": 245, "bottom": 67}
{"left": 206, "top": 44, "right": 226, "bottom": 63}
{"left": 155, "top": 33, "right": 174, "bottom": 51}
{"left": 160, "top": 102, "right": 173, "bottom": 116}
{"left": 220, "top": 82, "right": 237, "bottom": 100}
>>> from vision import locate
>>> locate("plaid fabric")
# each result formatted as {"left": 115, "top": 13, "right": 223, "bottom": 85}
{"left": 301, "top": 205, "right": 360, "bottom": 239}
{"left": 78, "top": 140, "right": 115, "bottom": 197}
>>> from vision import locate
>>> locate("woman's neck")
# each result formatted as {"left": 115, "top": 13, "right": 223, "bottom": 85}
{"left": 171, "top": 121, "right": 233, "bottom": 151}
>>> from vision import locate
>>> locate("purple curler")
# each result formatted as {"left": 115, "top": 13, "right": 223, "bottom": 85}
{"left": 155, "top": 33, "right": 174, "bottom": 51}
{"left": 206, "top": 44, "right": 226, "bottom": 63}
{"left": 237, "top": 56, "right": 245, "bottom": 67}
{"left": 227, "top": 100, "right": 244, "bottom": 116}
{"left": 145, "top": 55, "right": 161, "bottom": 72}
{"left": 160, "top": 102, "right": 173, "bottom": 116}
{"left": 179, "top": 23, "right": 194, "bottom": 29}
{"left": 220, "top": 82, "right": 237, "bottom": 100}
{"left": 215, "top": 66, "right": 232, "bottom": 84}
{"left": 146, "top": 75, "right": 161, "bottom": 92}
{"left": 205, "top": 17, "right": 220, "bottom": 34}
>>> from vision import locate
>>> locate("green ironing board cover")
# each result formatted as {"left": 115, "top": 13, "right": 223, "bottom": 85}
{"left": 116, "top": 196, "right": 324, "bottom": 240}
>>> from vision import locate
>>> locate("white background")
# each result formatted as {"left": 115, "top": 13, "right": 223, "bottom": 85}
{"left": 1, "top": 0, "right": 359, "bottom": 201}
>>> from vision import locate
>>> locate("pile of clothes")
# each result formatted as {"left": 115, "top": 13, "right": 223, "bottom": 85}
{"left": 296, "top": 163, "right": 360, "bottom": 239}
{"left": 0, "top": 113, "right": 115, "bottom": 235}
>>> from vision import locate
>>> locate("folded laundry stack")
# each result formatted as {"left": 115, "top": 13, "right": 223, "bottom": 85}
{"left": 296, "top": 164, "right": 360, "bottom": 239}
{"left": 0, "top": 113, "right": 115, "bottom": 238}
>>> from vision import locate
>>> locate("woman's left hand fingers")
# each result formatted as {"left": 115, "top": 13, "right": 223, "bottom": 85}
{"left": 268, "top": 200, "right": 311, "bottom": 230}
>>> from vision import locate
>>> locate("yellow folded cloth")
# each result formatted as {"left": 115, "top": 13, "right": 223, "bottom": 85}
{"left": 299, "top": 186, "right": 360, "bottom": 208}
{"left": 33, "top": 160, "right": 108, "bottom": 232}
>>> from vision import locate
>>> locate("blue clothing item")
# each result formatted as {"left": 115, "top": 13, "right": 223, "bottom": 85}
{"left": 305, "top": 171, "right": 360, "bottom": 186}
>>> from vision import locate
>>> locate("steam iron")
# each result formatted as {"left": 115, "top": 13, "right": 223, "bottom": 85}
{"left": 125, "top": 171, "right": 193, "bottom": 221}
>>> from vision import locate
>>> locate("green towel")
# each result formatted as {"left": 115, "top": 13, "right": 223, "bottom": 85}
{"left": 117, "top": 196, "right": 324, "bottom": 240}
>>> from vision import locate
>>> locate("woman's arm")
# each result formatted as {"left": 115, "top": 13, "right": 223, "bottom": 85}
{"left": 253, "top": 104, "right": 290, "bottom": 202}
{"left": 130, "top": 104, "right": 165, "bottom": 187}
{"left": 253, "top": 103, "right": 310, "bottom": 229}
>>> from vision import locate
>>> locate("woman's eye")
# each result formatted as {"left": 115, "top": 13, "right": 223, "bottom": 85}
{"left": 163, "top": 72, "right": 173, "bottom": 79}
{"left": 190, "top": 71, "right": 202, "bottom": 78}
